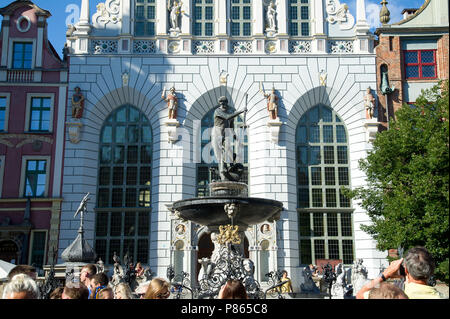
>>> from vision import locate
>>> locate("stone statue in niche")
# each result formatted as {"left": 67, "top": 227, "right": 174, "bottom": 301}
{"left": 168, "top": 0, "right": 183, "bottom": 31}
{"left": 364, "top": 87, "right": 376, "bottom": 119}
{"left": 161, "top": 87, "right": 179, "bottom": 120}
{"left": 71, "top": 87, "right": 85, "bottom": 119}
{"left": 260, "top": 83, "right": 279, "bottom": 120}
{"left": 266, "top": 1, "right": 277, "bottom": 32}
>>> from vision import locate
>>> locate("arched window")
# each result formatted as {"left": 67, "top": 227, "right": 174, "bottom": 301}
{"left": 231, "top": 0, "right": 252, "bottom": 37}
{"left": 289, "top": 0, "right": 310, "bottom": 37}
{"left": 196, "top": 108, "right": 248, "bottom": 196}
{"left": 95, "top": 105, "right": 152, "bottom": 265}
{"left": 193, "top": 0, "right": 214, "bottom": 36}
{"left": 296, "top": 104, "right": 354, "bottom": 265}
{"left": 135, "top": 0, "right": 156, "bottom": 36}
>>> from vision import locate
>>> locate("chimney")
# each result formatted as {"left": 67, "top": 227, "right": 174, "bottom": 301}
{"left": 401, "top": 8, "right": 418, "bottom": 20}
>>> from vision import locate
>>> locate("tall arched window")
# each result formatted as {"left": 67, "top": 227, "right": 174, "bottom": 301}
{"left": 296, "top": 104, "right": 354, "bottom": 265}
{"left": 95, "top": 105, "right": 152, "bottom": 265}
{"left": 289, "top": 0, "right": 310, "bottom": 37}
{"left": 231, "top": 0, "right": 252, "bottom": 37}
{"left": 193, "top": 0, "right": 214, "bottom": 36}
{"left": 196, "top": 108, "right": 248, "bottom": 196}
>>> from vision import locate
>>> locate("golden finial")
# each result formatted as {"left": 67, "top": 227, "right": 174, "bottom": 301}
{"left": 380, "top": 0, "right": 391, "bottom": 25}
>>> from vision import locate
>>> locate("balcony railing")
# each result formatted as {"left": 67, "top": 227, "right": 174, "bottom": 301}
{"left": 7, "top": 69, "right": 34, "bottom": 83}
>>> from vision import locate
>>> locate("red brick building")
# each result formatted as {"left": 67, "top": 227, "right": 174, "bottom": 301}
{"left": 0, "top": 0, "right": 67, "bottom": 273}
{"left": 375, "top": 0, "right": 449, "bottom": 128}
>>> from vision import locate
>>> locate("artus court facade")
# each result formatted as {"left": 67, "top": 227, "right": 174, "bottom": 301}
{"left": 59, "top": 0, "right": 384, "bottom": 291}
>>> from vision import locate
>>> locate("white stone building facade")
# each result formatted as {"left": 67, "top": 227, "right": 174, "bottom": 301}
{"left": 60, "top": 0, "right": 387, "bottom": 292}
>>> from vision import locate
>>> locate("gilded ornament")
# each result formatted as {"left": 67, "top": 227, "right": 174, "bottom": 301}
{"left": 217, "top": 225, "right": 241, "bottom": 245}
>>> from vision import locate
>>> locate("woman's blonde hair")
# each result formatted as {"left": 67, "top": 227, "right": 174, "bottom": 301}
{"left": 114, "top": 282, "right": 134, "bottom": 299}
{"left": 143, "top": 278, "right": 170, "bottom": 299}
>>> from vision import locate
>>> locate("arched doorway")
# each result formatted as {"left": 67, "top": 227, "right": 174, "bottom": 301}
{"left": 0, "top": 240, "right": 19, "bottom": 264}
{"left": 196, "top": 233, "right": 214, "bottom": 280}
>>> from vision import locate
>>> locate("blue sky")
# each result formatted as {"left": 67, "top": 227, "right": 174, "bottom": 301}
{"left": 1, "top": 0, "right": 426, "bottom": 58}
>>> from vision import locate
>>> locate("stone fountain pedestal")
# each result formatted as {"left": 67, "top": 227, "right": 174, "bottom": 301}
{"left": 171, "top": 180, "right": 283, "bottom": 299}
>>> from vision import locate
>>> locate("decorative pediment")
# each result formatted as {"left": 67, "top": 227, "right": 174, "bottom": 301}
{"left": 0, "top": 0, "right": 51, "bottom": 17}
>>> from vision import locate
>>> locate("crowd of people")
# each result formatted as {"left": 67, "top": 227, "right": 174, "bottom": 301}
{"left": 0, "top": 246, "right": 445, "bottom": 299}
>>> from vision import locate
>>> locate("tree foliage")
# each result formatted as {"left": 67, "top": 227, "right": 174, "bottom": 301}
{"left": 347, "top": 81, "right": 449, "bottom": 283}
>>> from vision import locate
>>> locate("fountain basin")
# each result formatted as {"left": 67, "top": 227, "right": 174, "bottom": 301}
{"left": 171, "top": 196, "right": 283, "bottom": 228}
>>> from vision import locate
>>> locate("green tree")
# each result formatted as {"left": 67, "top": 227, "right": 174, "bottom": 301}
{"left": 347, "top": 81, "right": 449, "bottom": 283}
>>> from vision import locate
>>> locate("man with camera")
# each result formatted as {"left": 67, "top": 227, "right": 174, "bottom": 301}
{"left": 356, "top": 246, "right": 445, "bottom": 299}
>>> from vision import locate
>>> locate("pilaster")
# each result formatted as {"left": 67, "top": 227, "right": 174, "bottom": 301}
{"left": 253, "top": 0, "right": 264, "bottom": 36}
{"left": 121, "top": 0, "right": 131, "bottom": 35}
{"left": 157, "top": 0, "right": 168, "bottom": 35}
{"left": 36, "top": 16, "right": 44, "bottom": 68}
{"left": 313, "top": 0, "right": 325, "bottom": 36}
{"left": 277, "top": 0, "right": 288, "bottom": 36}
{"left": 181, "top": 1, "right": 191, "bottom": 35}
{"left": 216, "top": 0, "right": 228, "bottom": 36}
{"left": 1, "top": 17, "right": 10, "bottom": 67}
